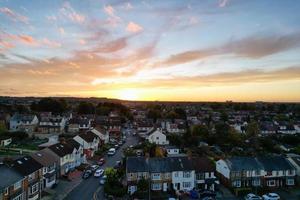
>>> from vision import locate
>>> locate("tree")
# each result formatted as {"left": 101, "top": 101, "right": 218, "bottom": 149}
{"left": 77, "top": 102, "right": 95, "bottom": 114}
{"left": 137, "top": 178, "right": 148, "bottom": 192}
{"left": 191, "top": 125, "right": 209, "bottom": 140}
{"left": 31, "top": 98, "right": 68, "bottom": 114}
{"left": 246, "top": 121, "right": 260, "bottom": 138}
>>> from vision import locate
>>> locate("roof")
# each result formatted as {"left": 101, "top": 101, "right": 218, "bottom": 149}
{"left": 290, "top": 156, "right": 300, "bottom": 167}
{"left": 11, "top": 156, "right": 43, "bottom": 176}
{"left": 48, "top": 142, "right": 75, "bottom": 157}
{"left": 67, "top": 138, "right": 80, "bottom": 149}
{"left": 191, "top": 157, "right": 215, "bottom": 172}
{"left": 31, "top": 148, "right": 58, "bottom": 167}
{"left": 11, "top": 113, "right": 36, "bottom": 122}
{"left": 127, "top": 157, "right": 148, "bottom": 173}
{"left": 79, "top": 131, "right": 98, "bottom": 143}
{"left": 257, "top": 156, "right": 295, "bottom": 171}
{"left": 225, "top": 157, "right": 264, "bottom": 171}
{"left": 0, "top": 164, "right": 24, "bottom": 191}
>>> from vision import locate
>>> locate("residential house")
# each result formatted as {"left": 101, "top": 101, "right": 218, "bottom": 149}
{"left": 147, "top": 128, "right": 169, "bottom": 145}
{"left": 257, "top": 156, "right": 296, "bottom": 187}
{"left": 0, "top": 164, "right": 25, "bottom": 200}
{"left": 89, "top": 127, "right": 109, "bottom": 144}
{"left": 126, "top": 156, "right": 195, "bottom": 194}
{"left": 192, "top": 157, "right": 217, "bottom": 191}
{"left": 276, "top": 122, "right": 297, "bottom": 135}
{"left": 48, "top": 140, "right": 85, "bottom": 176}
{"left": 260, "top": 122, "right": 277, "bottom": 135}
{"left": 216, "top": 156, "right": 296, "bottom": 190}
{"left": 10, "top": 114, "right": 39, "bottom": 132}
{"left": 11, "top": 156, "right": 43, "bottom": 200}
{"left": 166, "top": 121, "right": 186, "bottom": 134}
{"left": 31, "top": 148, "right": 58, "bottom": 189}
{"left": 170, "top": 157, "right": 195, "bottom": 191}
{"left": 287, "top": 154, "right": 300, "bottom": 181}
{"left": 68, "top": 118, "right": 91, "bottom": 133}
{"left": 38, "top": 115, "right": 66, "bottom": 134}
{"left": 0, "top": 136, "right": 12, "bottom": 147}
{"left": 73, "top": 132, "right": 100, "bottom": 158}
{"left": 126, "top": 157, "right": 149, "bottom": 195}
{"left": 164, "top": 146, "right": 180, "bottom": 156}
{"left": 216, "top": 157, "right": 265, "bottom": 188}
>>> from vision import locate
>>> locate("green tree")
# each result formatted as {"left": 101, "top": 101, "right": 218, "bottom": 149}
{"left": 246, "top": 121, "right": 260, "bottom": 138}
{"left": 77, "top": 102, "right": 95, "bottom": 114}
{"left": 137, "top": 178, "right": 148, "bottom": 192}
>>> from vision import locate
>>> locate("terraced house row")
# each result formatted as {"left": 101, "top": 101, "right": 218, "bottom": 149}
{"left": 126, "top": 156, "right": 217, "bottom": 195}
{"left": 216, "top": 156, "right": 296, "bottom": 190}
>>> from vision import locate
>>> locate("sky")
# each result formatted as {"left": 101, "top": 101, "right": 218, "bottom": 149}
{"left": 0, "top": 0, "right": 300, "bottom": 102}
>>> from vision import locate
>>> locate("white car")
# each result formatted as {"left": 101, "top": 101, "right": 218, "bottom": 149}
{"left": 89, "top": 165, "right": 99, "bottom": 172}
{"left": 94, "top": 169, "right": 104, "bottom": 177}
{"left": 99, "top": 175, "right": 107, "bottom": 185}
{"left": 262, "top": 193, "right": 280, "bottom": 200}
{"left": 245, "top": 193, "right": 262, "bottom": 200}
{"left": 107, "top": 148, "right": 116, "bottom": 156}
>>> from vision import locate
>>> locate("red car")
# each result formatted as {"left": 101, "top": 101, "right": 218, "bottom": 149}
{"left": 98, "top": 158, "right": 105, "bottom": 166}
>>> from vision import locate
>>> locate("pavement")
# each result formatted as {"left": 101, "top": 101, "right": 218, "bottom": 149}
{"left": 64, "top": 133, "right": 139, "bottom": 200}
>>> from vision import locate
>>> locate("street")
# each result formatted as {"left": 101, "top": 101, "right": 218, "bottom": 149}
{"left": 64, "top": 133, "right": 139, "bottom": 200}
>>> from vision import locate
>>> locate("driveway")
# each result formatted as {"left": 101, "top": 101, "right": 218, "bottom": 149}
{"left": 64, "top": 134, "right": 139, "bottom": 200}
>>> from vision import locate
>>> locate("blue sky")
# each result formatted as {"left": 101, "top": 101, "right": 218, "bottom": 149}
{"left": 0, "top": 0, "right": 300, "bottom": 101}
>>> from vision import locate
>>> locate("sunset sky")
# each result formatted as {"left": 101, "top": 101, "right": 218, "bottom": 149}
{"left": 0, "top": 0, "right": 300, "bottom": 102}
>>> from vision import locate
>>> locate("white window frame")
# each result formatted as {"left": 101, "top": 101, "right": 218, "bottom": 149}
{"left": 151, "top": 173, "right": 161, "bottom": 180}
{"left": 183, "top": 182, "right": 191, "bottom": 188}
{"left": 14, "top": 180, "right": 22, "bottom": 190}
{"left": 151, "top": 183, "right": 161, "bottom": 190}
{"left": 4, "top": 187, "right": 9, "bottom": 195}
{"left": 13, "top": 193, "right": 22, "bottom": 200}
{"left": 286, "top": 178, "right": 294, "bottom": 186}
{"left": 267, "top": 180, "right": 276, "bottom": 186}
{"left": 183, "top": 171, "right": 191, "bottom": 178}
{"left": 30, "top": 183, "right": 39, "bottom": 194}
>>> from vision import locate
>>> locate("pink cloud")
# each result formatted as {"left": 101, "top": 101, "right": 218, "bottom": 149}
{"left": 41, "top": 38, "right": 61, "bottom": 48}
{"left": 104, "top": 5, "right": 114, "bottom": 16}
{"left": 79, "top": 39, "right": 86, "bottom": 45}
{"left": 59, "top": 27, "right": 65, "bottom": 35}
{"left": 126, "top": 22, "right": 143, "bottom": 33}
{"left": 18, "top": 35, "right": 37, "bottom": 45}
{"left": 60, "top": 2, "right": 85, "bottom": 23}
{"left": 0, "top": 7, "right": 29, "bottom": 24}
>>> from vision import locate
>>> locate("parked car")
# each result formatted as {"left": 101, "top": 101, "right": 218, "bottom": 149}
{"left": 98, "top": 158, "right": 105, "bottom": 166}
{"left": 199, "top": 190, "right": 216, "bottom": 199}
{"left": 107, "top": 148, "right": 116, "bottom": 156}
{"left": 99, "top": 175, "right": 107, "bottom": 185}
{"left": 114, "top": 160, "right": 122, "bottom": 169}
{"left": 118, "top": 141, "right": 123, "bottom": 146}
{"left": 245, "top": 193, "right": 262, "bottom": 200}
{"left": 114, "top": 144, "right": 119, "bottom": 149}
{"left": 94, "top": 169, "right": 104, "bottom": 177}
{"left": 262, "top": 193, "right": 280, "bottom": 200}
{"left": 82, "top": 170, "right": 92, "bottom": 179}
{"left": 89, "top": 165, "right": 99, "bottom": 172}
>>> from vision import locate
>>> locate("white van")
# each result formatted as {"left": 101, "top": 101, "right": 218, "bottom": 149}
{"left": 107, "top": 148, "right": 116, "bottom": 156}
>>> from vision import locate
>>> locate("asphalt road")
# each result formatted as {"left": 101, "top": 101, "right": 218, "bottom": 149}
{"left": 64, "top": 133, "right": 139, "bottom": 200}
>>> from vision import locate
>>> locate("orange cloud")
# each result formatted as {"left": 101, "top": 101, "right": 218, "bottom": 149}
{"left": 18, "top": 35, "right": 37, "bottom": 45}
{"left": 104, "top": 5, "right": 114, "bottom": 16}
{"left": 126, "top": 22, "right": 143, "bottom": 33}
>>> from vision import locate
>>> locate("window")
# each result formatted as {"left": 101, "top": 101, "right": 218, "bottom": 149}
{"left": 267, "top": 180, "right": 275, "bottom": 186}
{"left": 156, "top": 137, "right": 159, "bottom": 140}
{"left": 152, "top": 173, "right": 161, "bottom": 180}
{"left": 13, "top": 194, "right": 22, "bottom": 200}
{"left": 14, "top": 181, "right": 22, "bottom": 190}
{"left": 196, "top": 173, "right": 204, "bottom": 180}
{"left": 4, "top": 187, "right": 9, "bottom": 195}
{"left": 28, "top": 173, "right": 35, "bottom": 181}
{"left": 286, "top": 179, "right": 294, "bottom": 186}
{"left": 232, "top": 180, "right": 241, "bottom": 187}
{"left": 183, "top": 182, "right": 191, "bottom": 188}
{"left": 252, "top": 179, "right": 260, "bottom": 186}
{"left": 183, "top": 172, "right": 191, "bottom": 178}
{"left": 30, "top": 183, "right": 39, "bottom": 194}
{"left": 151, "top": 183, "right": 161, "bottom": 190}
{"left": 174, "top": 172, "right": 178, "bottom": 177}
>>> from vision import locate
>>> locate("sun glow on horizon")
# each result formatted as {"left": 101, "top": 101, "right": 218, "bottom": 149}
{"left": 117, "top": 89, "right": 139, "bottom": 100}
